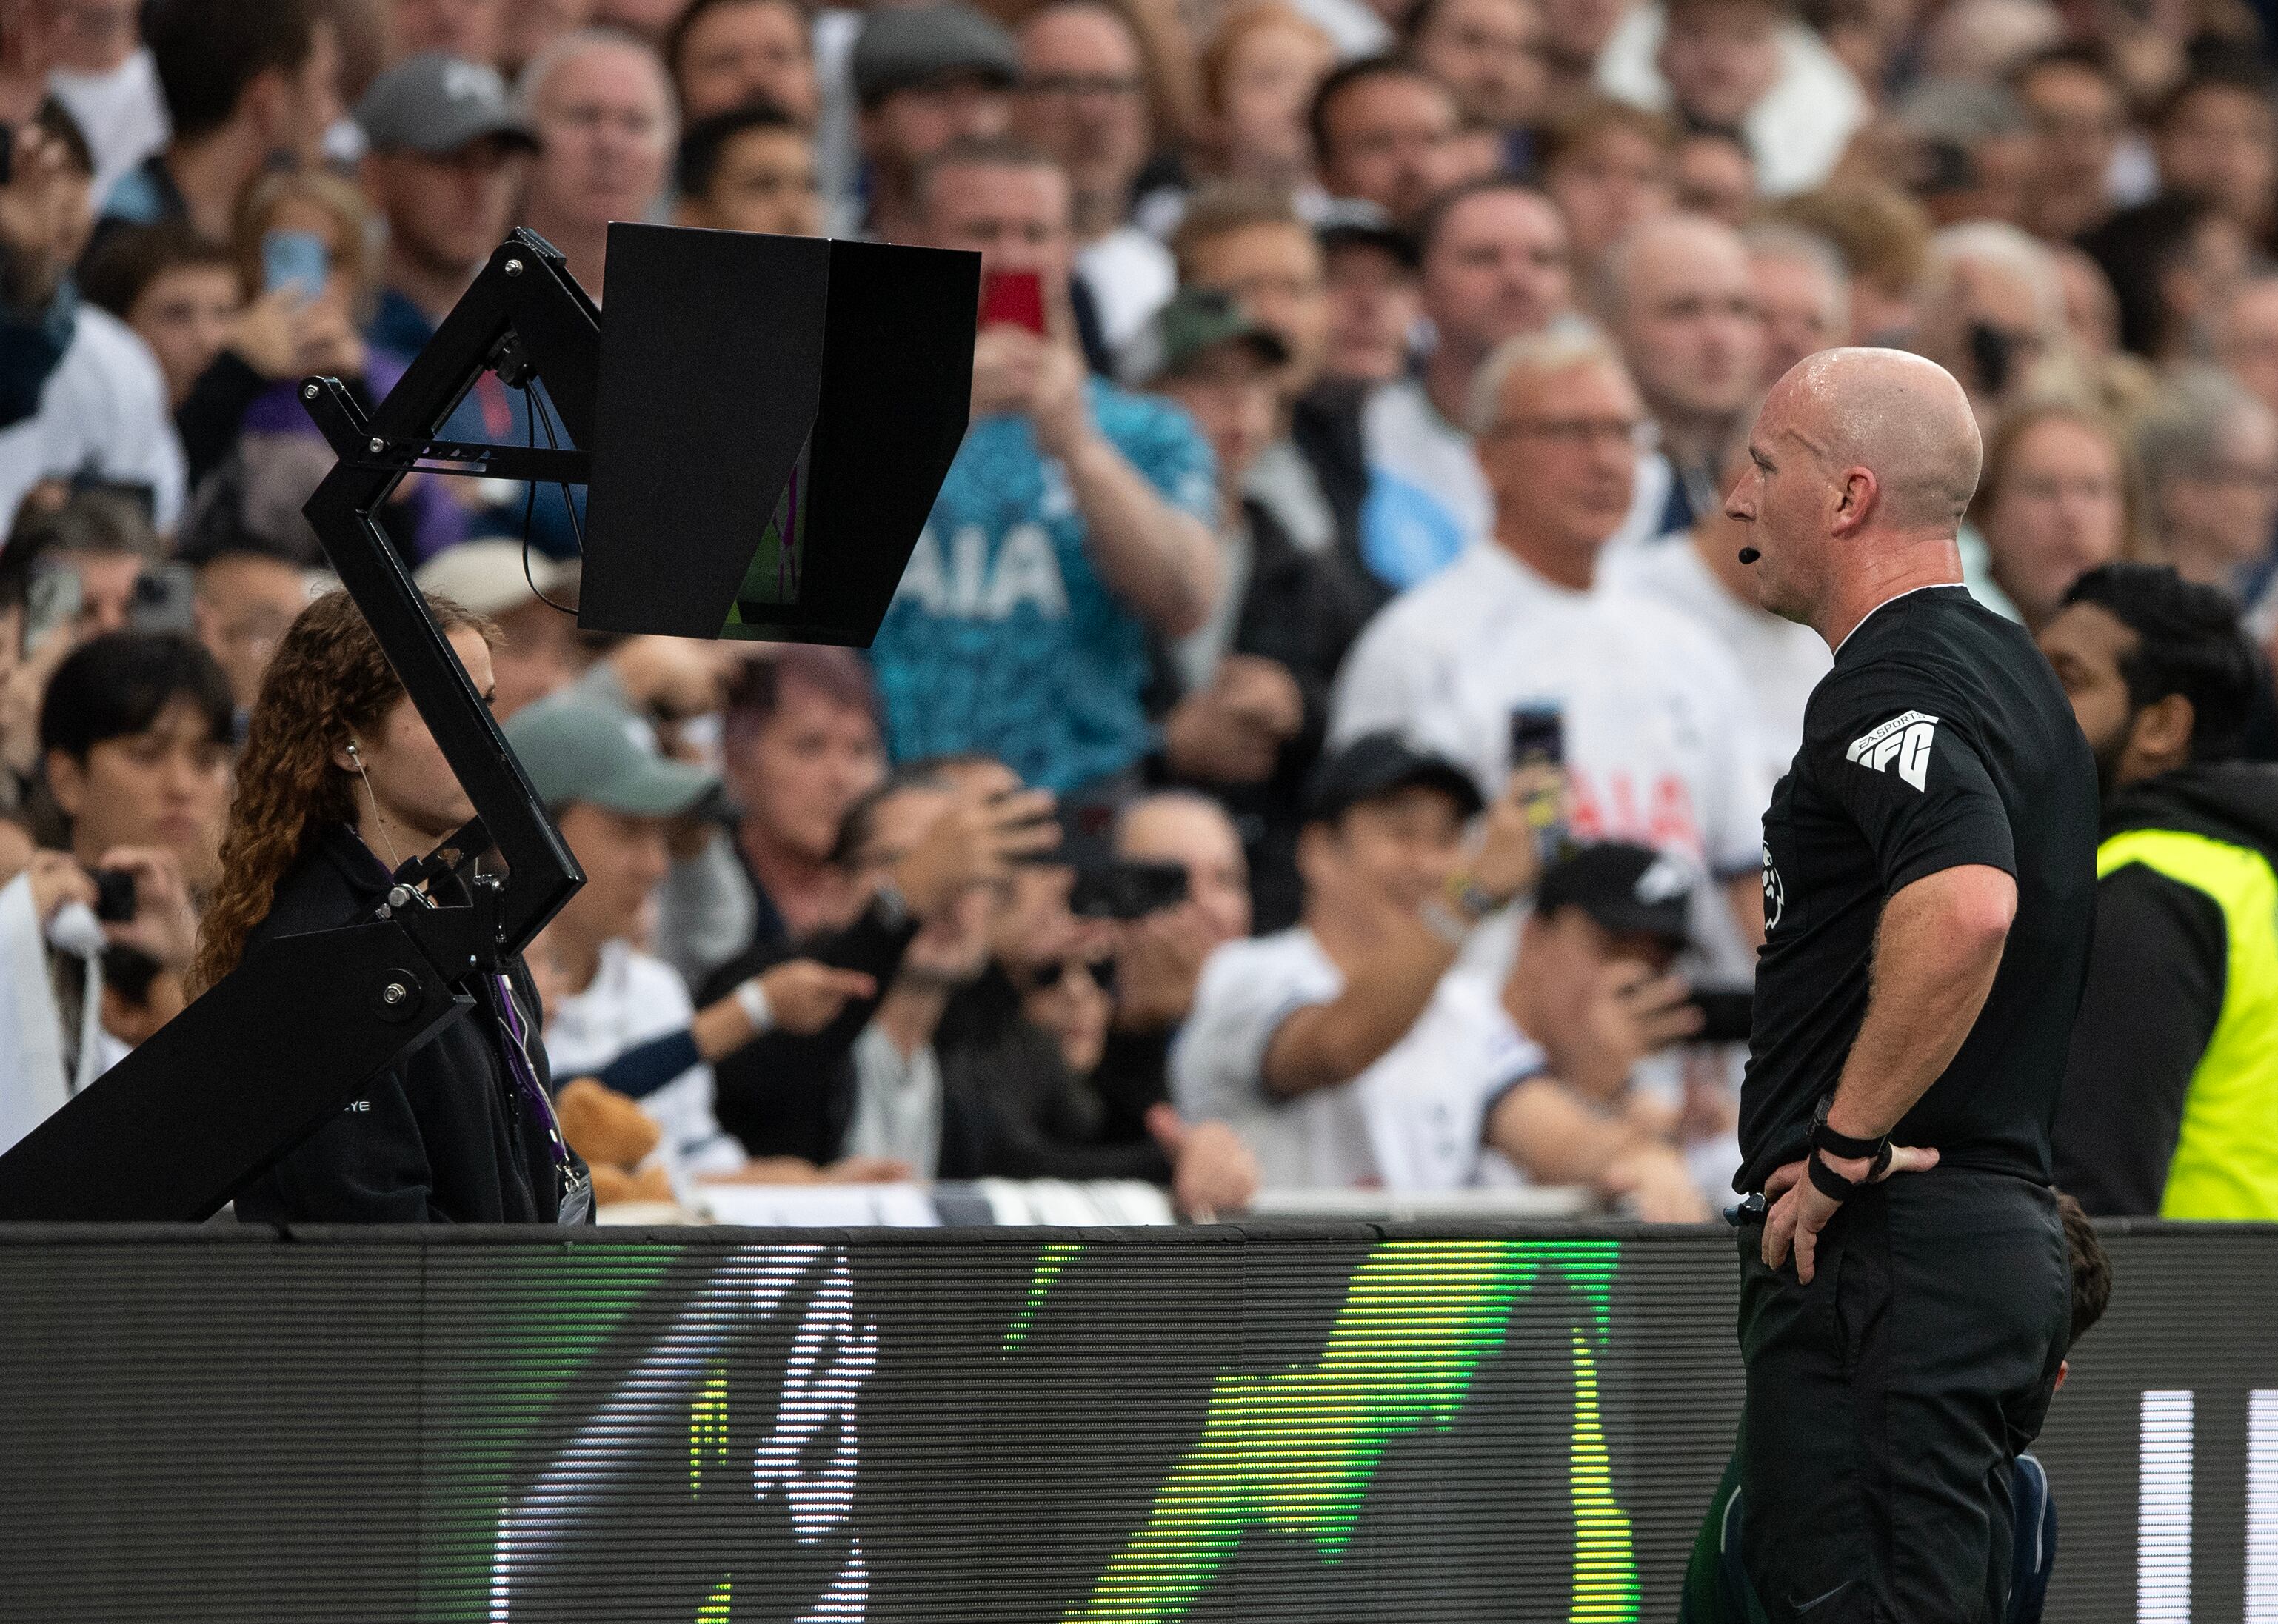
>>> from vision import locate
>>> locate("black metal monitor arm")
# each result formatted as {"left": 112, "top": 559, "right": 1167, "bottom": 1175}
{"left": 299, "top": 227, "right": 601, "bottom": 962}
{"left": 0, "top": 230, "right": 606, "bottom": 1220}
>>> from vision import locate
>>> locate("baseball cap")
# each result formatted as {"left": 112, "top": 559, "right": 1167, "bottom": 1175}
{"left": 1316, "top": 199, "right": 1420, "bottom": 270}
{"left": 1535, "top": 842, "right": 1694, "bottom": 944}
{"left": 1130, "top": 286, "right": 1291, "bottom": 386}
{"left": 851, "top": 4, "right": 1020, "bottom": 107}
{"left": 1303, "top": 731, "right": 1484, "bottom": 826}
{"left": 415, "top": 540, "right": 577, "bottom": 620}
{"left": 356, "top": 53, "right": 536, "bottom": 156}
{"left": 504, "top": 698, "right": 721, "bottom": 817}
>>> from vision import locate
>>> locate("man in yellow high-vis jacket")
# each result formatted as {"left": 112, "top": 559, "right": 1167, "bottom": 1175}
{"left": 2038, "top": 562, "right": 2278, "bottom": 1218}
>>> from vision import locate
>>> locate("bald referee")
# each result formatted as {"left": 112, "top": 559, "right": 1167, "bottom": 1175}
{"left": 1717, "top": 349, "right": 2098, "bottom": 1623}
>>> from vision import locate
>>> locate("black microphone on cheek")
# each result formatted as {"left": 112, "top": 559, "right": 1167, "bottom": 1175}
{"left": 1738, "top": 547, "right": 1761, "bottom": 564}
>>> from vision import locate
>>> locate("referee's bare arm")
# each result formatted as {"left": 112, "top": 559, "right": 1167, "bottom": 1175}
{"left": 1763, "top": 863, "right": 2016, "bottom": 1280}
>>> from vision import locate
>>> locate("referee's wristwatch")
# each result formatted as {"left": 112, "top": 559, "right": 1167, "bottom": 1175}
{"left": 1806, "top": 1094, "right": 1893, "bottom": 1202}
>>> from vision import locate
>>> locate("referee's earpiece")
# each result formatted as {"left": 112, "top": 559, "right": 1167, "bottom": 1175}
{"left": 1738, "top": 547, "right": 1760, "bottom": 565}
{"left": 346, "top": 740, "right": 361, "bottom": 759}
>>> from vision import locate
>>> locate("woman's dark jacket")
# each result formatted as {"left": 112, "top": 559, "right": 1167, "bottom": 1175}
{"left": 233, "top": 826, "right": 578, "bottom": 1224}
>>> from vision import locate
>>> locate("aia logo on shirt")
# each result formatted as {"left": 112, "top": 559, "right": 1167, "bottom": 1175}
{"left": 1846, "top": 710, "right": 1940, "bottom": 792}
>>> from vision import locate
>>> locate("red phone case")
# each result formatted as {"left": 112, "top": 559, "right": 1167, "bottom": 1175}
{"left": 978, "top": 270, "right": 1046, "bottom": 335}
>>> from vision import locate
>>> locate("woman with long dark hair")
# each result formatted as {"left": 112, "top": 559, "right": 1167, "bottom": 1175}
{"left": 195, "top": 590, "right": 588, "bottom": 1223}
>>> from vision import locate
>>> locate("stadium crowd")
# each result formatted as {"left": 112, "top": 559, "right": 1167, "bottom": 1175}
{"left": 1, "top": 0, "right": 2276, "bottom": 1223}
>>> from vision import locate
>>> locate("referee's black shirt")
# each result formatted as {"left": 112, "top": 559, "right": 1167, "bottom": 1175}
{"left": 1738, "top": 585, "right": 2098, "bottom": 1193}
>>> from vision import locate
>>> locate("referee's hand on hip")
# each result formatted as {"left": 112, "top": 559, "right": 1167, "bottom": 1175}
{"left": 1760, "top": 1143, "right": 1941, "bottom": 1282}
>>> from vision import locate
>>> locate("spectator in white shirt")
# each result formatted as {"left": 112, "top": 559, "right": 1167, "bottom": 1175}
{"left": 1603, "top": 422, "right": 1829, "bottom": 785}
{"left": 1170, "top": 731, "right": 1541, "bottom": 1189}
{"left": 45, "top": 0, "right": 169, "bottom": 204}
{"left": 0, "top": 104, "right": 184, "bottom": 534}
{"left": 1015, "top": 1, "right": 1173, "bottom": 359}
{"left": 1595, "top": 0, "right": 1868, "bottom": 197}
{"left": 1598, "top": 210, "right": 1766, "bottom": 541}
{"left": 510, "top": 698, "right": 883, "bottom": 1200}
{"left": 1360, "top": 178, "right": 1573, "bottom": 589}
{"left": 1351, "top": 841, "right": 1711, "bottom": 1213}
{"left": 1967, "top": 398, "right": 2134, "bottom": 632}
{"left": 1332, "top": 322, "right": 1771, "bottom": 964}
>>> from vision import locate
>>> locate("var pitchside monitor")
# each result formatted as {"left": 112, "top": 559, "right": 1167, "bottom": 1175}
{"left": 578, "top": 224, "right": 980, "bottom": 647}
{"left": 1, "top": 1223, "right": 2272, "bottom": 1620}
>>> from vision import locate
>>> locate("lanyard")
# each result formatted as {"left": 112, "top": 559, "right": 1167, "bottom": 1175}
{"left": 487, "top": 972, "right": 591, "bottom": 1225}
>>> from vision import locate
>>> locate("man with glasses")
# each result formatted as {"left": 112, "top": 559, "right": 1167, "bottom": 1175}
{"left": 2136, "top": 367, "right": 2278, "bottom": 604}
{"left": 1334, "top": 324, "right": 1771, "bottom": 967}
{"left": 1013, "top": 1, "right": 1169, "bottom": 361}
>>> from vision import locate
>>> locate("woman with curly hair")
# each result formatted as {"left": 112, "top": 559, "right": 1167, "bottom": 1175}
{"left": 196, "top": 589, "right": 588, "bottom": 1224}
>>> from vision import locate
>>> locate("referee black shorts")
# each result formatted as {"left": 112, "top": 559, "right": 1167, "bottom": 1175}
{"left": 1734, "top": 1169, "right": 2070, "bottom": 1623}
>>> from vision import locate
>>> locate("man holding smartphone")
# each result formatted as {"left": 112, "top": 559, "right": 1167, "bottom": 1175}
{"left": 1718, "top": 348, "right": 2097, "bottom": 1621}
{"left": 1171, "top": 732, "right": 1542, "bottom": 1190}
{"left": 0, "top": 631, "right": 228, "bottom": 1152}
{"left": 869, "top": 139, "right": 1220, "bottom": 797}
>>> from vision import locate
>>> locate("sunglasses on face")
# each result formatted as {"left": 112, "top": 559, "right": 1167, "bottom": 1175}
{"left": 1019, "top": 955, "right": 1116, "bottom": 994}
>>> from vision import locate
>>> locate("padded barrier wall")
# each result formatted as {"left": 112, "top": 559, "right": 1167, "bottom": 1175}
{"left": 0, "top": 1220, "right": 2271, "bottom": 1621}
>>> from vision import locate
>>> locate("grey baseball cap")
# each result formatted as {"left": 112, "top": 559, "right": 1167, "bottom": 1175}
{"left": 851, "top": 4, "right": 1020, "bottom": 108}
{"left": 504, "top": 699, "right": 721, "bottom": 818}
{"left": 357, "top": 53, "right": 537, "bottom": 156}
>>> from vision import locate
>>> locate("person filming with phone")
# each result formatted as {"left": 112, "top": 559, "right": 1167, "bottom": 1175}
{"left": 0, "top": 630, "right": 231, "bottom": 1153}
{"left": 872, "top": 138, "right": 1220, "bottom": 799}
{"left": 1171, "top": 732, "right": 1550, "bottom": 1192}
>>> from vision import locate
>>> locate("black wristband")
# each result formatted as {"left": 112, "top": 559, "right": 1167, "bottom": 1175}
{"left": 1810, "top": 1094, "right": 1891, "bottom": 1166}
{"left": 1806, "top": 1150, "right": 1861, "bottom": 1203}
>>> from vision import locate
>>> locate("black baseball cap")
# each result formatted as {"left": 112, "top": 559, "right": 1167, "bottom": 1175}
{"left": 1535, "top": 842, "right": 1693, "bottom": 943}
{"left": 1315, "top": 199, "right": 1420, "bottom": 270}
{"left": 1304, "top": 731, "right": 1484, "bottom": 826}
